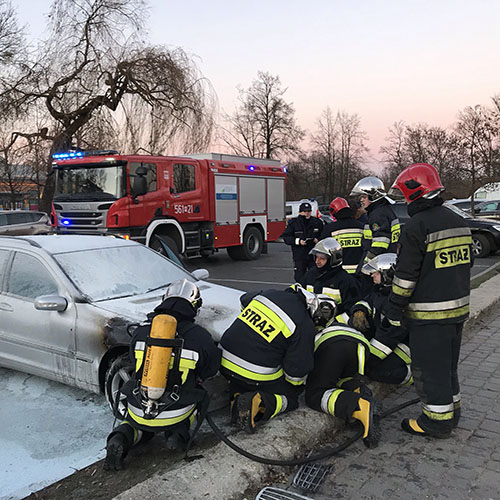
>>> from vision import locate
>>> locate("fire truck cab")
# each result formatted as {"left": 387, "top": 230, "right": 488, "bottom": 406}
{"left": 51, "top": 151, "right": 287, "bottom": 260}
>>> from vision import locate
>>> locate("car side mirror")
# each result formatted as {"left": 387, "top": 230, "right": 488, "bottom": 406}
{"left": 191, "top": 268, "right": 209, "bottom": 281}
{"left": 34, "top": 295, "right": 68, "bottom": 312}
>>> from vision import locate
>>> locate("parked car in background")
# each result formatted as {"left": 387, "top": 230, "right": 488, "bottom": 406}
{"left": 0, "top": 211, "right": 52, "bottom": 235}
{"left": 0, "top": 235, "right": 243, "bottom": 411}
{"left": 392, "top": 201, "right": 500, "bottom": 258}
{"left": 446, "top": 198, "right": 482, "bottom": 213}
{"left": 473, "top": 200, "right": 500, "bottom": 221}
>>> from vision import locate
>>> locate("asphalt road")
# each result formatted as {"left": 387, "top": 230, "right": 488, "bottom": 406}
{"left": 188, "top": 241, "right": 498, "bottom": 292}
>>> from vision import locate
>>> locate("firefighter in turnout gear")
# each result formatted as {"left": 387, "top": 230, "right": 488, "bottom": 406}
{"left": 350, "top": 253, "right": 412, "bottom": 386}
{"left": 321, "top": 197, "right": 364, "bottom": 274}
{"left": 388, "top": 163, "right": 473, "bottom": 439}
{"left": 104, "top": 279, "right": 221, "bottom": 470}
{"left": 305, "top": 296, "right": 381, "bottom": 448}
{"left": 281, "top": 200, "right": 324, "bottom": 283}
{"left": 301, "top": 237, "right": 362, "bottom": 318}
{"left": 350, "top": 176, "right": 400, "bottom": 267}
{"left": 219, "top": 286, "right": 320, "bottom": 433}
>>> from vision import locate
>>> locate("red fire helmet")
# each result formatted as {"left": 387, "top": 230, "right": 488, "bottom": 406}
{"left": 329, "top": 197, "right": 349, "bottom": 215}
{"left": 391, "top": 163, "right": 444, "bottom": 203}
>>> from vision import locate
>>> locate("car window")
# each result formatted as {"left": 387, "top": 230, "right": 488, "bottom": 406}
{"left": 53, "top": 244, "right": 193, "bottom": 301}
{"left": 0, "top": 249, "right": 10, "bottom": 287}
{"left": 0, "top": 213, "right": 7, "bottom": 226}
{"left": 7, "top": 252, "right": 59, "bottom": 299}
{"left": 6, "top": 213, "right": 32, "bottom": 225}
{"left": 479, "top": 202, "right": 497, "bottom": 212}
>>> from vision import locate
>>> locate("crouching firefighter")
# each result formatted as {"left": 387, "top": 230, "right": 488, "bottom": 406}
{"left": 219, "top": 285, "right": 321, "bottom": 433}
{"left": 305, "top": 295, "right": 381, "bottom": 448}
{"left": 104, "top": 279, "right": 221, "bottom": 470}
{"left": 349, "top": 253, "right": 413, "bottom": 386}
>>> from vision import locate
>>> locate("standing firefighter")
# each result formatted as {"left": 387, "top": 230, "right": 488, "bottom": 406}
{"left": 281, "top": 200, "right": 324, "bottom": 283}
{"left": 321, "top": 197, "right": 364, "bottom": 274}
{"left": 104, "top": 279, "right": 221, "bottom": 470}
{"left": 350, "top": 176, "right": 400, "bottom": 266}
{"left": 219, "top": 286, "right": 323, "bottom": 433}
{"left": 388, "top": 163, "right": 472, "bottom": 438}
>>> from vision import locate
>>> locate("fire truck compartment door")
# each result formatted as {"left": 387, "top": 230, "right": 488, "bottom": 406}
{"left": 215, "top": 175, "right": 238, "bottom": 224}
{"left": 267, "top": 178, "right": 285, "bottom": 221}
{"left": 239, "top": 177, "right": 266, "bottom": 214}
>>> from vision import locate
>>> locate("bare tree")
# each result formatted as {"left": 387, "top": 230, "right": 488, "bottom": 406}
{"left": 0, "top": 0, "right": 23, "bottom": 66}
{"left": 0, "top": 0, "right": 215, "bottom": 211}
{"left": 223, "top": 71, "right": 304, "bottom": 159}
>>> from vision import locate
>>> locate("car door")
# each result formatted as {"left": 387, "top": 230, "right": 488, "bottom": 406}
{"left": 0, "top": 250, "right": 77, "bottom": 383}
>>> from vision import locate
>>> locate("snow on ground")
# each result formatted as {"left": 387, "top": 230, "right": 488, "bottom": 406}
{"left": 0, "top": 368, "right": 114, "bottom": 500}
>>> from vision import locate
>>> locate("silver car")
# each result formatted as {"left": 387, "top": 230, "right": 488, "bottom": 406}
{"left": 0, "top": 210, "right": 52, "bottom": 235}
{"left": 0, "top": 235, "right": 243, "bottom": 409}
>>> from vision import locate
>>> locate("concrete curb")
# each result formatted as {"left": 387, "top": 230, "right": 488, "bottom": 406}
{"left": 113, "top": 273, "right": 500, "bottom": 500}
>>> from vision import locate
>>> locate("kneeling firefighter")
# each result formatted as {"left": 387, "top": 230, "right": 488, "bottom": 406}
{"left": 219, "top": 285, "right": 324, "bottom": 433}
{"left": 350, "top": 253, "right": 413, "bottom": 386}
{"left": 104, "top": 279, "right": 221, "bottom": 470}
{"left": 305, "top": 295, "right": 381, "bottom": 448}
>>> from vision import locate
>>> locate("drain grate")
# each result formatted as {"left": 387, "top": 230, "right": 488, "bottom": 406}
{"left": 255, "top": 486, "right": 313, "bottom": 500}
{"left": 293, "top": 462, "right": 332, "bottom": 493}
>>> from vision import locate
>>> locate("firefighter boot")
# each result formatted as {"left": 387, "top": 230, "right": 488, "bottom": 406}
{"left": 352, "top": 397, "right": 380, "bottom": 448}
{"left": 401, "top": 418, "right": 451, "bottom": 439}
{"left": 234, "top": 391, "right": 266, "bottom": 433}
{"left": 229, "top": 392, "right": 241, "bottom": 426}
{"left": 104, "top": 433, "right": 128, "bottom": 471}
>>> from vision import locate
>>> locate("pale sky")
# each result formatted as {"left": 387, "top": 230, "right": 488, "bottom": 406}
{"left": 13, "top": 0, "right": 500, "bottom": 168}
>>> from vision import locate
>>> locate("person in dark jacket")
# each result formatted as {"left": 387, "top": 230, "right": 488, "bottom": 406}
{"left": 349, "top": 253, "right": 412, "bottom": 386}
{"left": 321, "top": 197, "right": 364, "bottom": 274}
{"left": 388, "top": 163, "right": 473, "bottom": 439}
{"left": 281, "top": 201, "right": 324, "bottom": 283}
{"left": 350, "top": 177, "right": 400, "bottom": 266}
{"left": 219, "top": 285, "right": 323, "bottom": 433}
{"left": 104, "top": 279, "right": 221, "bottom": 470}
{"left": 305, "top": 299, "right": 381, "bottom": 448}
{"left": 301, "top": 237, "right": 361, "bottom": 317}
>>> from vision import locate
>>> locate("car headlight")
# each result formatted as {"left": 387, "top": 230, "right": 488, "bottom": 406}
{"left": 493, "top": 226, "right": 500, "bottom": 232}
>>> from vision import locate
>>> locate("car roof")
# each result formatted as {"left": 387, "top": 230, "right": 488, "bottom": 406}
{"left": 0, "top": 234, "right": 138, "bottom": 254}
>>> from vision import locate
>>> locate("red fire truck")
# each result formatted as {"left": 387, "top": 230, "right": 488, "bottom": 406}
{"left": 51, "top": 151, "right": 287, "bottom": 260}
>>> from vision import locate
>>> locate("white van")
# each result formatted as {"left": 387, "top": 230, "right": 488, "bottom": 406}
{"left": 285, "top": 199, "right": 320, "bottom": 220}
{"left": 474, "top": 182, "right": 500, "bottom": 201}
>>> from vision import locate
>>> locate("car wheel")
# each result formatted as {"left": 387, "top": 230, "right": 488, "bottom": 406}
{"left": 472, "top": 233, "right": 490, "bottom": 258}
{"left": 105, "top": 354, "right": 135, "bottom": 419}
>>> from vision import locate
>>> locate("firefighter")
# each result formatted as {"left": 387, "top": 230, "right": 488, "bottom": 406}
{"left": 301, "top": 237, "right": 362, "bottom": 318}
{"left": 281, "top": 200, "right": 324, "bottom": 283}
{"left": 219, "top": 285, "right": 323, "bottom": 433}
{"left": 305, "top": 296, "right": 381, "bottom": 448}
{"left": 388, "top": 163, "right": 473, "bottom": 438}
{"left": 350, "top": 253, "right": 412, "bottom": 386}
{"left": 320, "top": 197, "right": 364, "bottom": 274}
{"left": 350, "top": 176, "right": 400, "bottom": 267}
{"left": 104, "top": 279, "right": 221, "bottom": 470}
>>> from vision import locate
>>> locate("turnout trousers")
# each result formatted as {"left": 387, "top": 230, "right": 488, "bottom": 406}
{"left": 305, "top": 340, "right": 367, "bottom": 421}
{"left": 409, "top": 322, "right": 463, "bottom": 436}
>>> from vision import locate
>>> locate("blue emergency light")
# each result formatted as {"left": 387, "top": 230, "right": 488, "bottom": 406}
{"left": 52, "top": 151, "right": 84, "bottom": 160}
{"left": 61, "top": 219, "right": 71, "bottom": 226}
{"left": 283, "top": 166, "right": 287, "bottom": 173}
{"left": 248, "top": 165, "right": 256, "bottom": 171}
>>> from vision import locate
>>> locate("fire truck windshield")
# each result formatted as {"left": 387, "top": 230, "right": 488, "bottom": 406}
{"left": 54, "top": 164, "right": 126, "bottom": 201}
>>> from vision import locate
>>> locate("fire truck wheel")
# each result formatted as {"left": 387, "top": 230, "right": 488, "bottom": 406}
{"left": 105, "top": 354, "right": 134, "bottom": 419}
{"left": 241, "top": 227, "right": 263, "bottom": 260}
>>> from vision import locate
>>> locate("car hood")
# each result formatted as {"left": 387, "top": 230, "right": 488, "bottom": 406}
{"left": 92, "top": 280, "right": 243, "bottom": 342}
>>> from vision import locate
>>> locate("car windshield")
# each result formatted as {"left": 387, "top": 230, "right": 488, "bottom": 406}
{"left": 53, "top": 244, "right": 193, "bottom": 301}
{"left": 54, "top": 165, "right": 126, "bottom": 201}
{"left": 444, "top": 203, "right": 472, "bottom": 219}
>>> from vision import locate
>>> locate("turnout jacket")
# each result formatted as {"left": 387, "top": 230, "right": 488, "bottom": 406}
{"left": 320, "top": 208, "right": 364, "bottom": 274}
{"left": 281, "top": 215, "right": 324, "bottom": 262}
{"left": 219, "top": 288, "right": 316, "bottom": 387}
{"left": 121, "top": 298, "right": 221, "bottom": 432}
{"left": 388, "top": 197, "right": 472, "bottom": 325}
{"left": 350, "top": 285, "right": 410, "bottom": 364}
{"left": 301, "top": 264, "right": 361, "bottom": 315}
{"left": 361, "top": 199, "right": 400, "bottom": 263}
